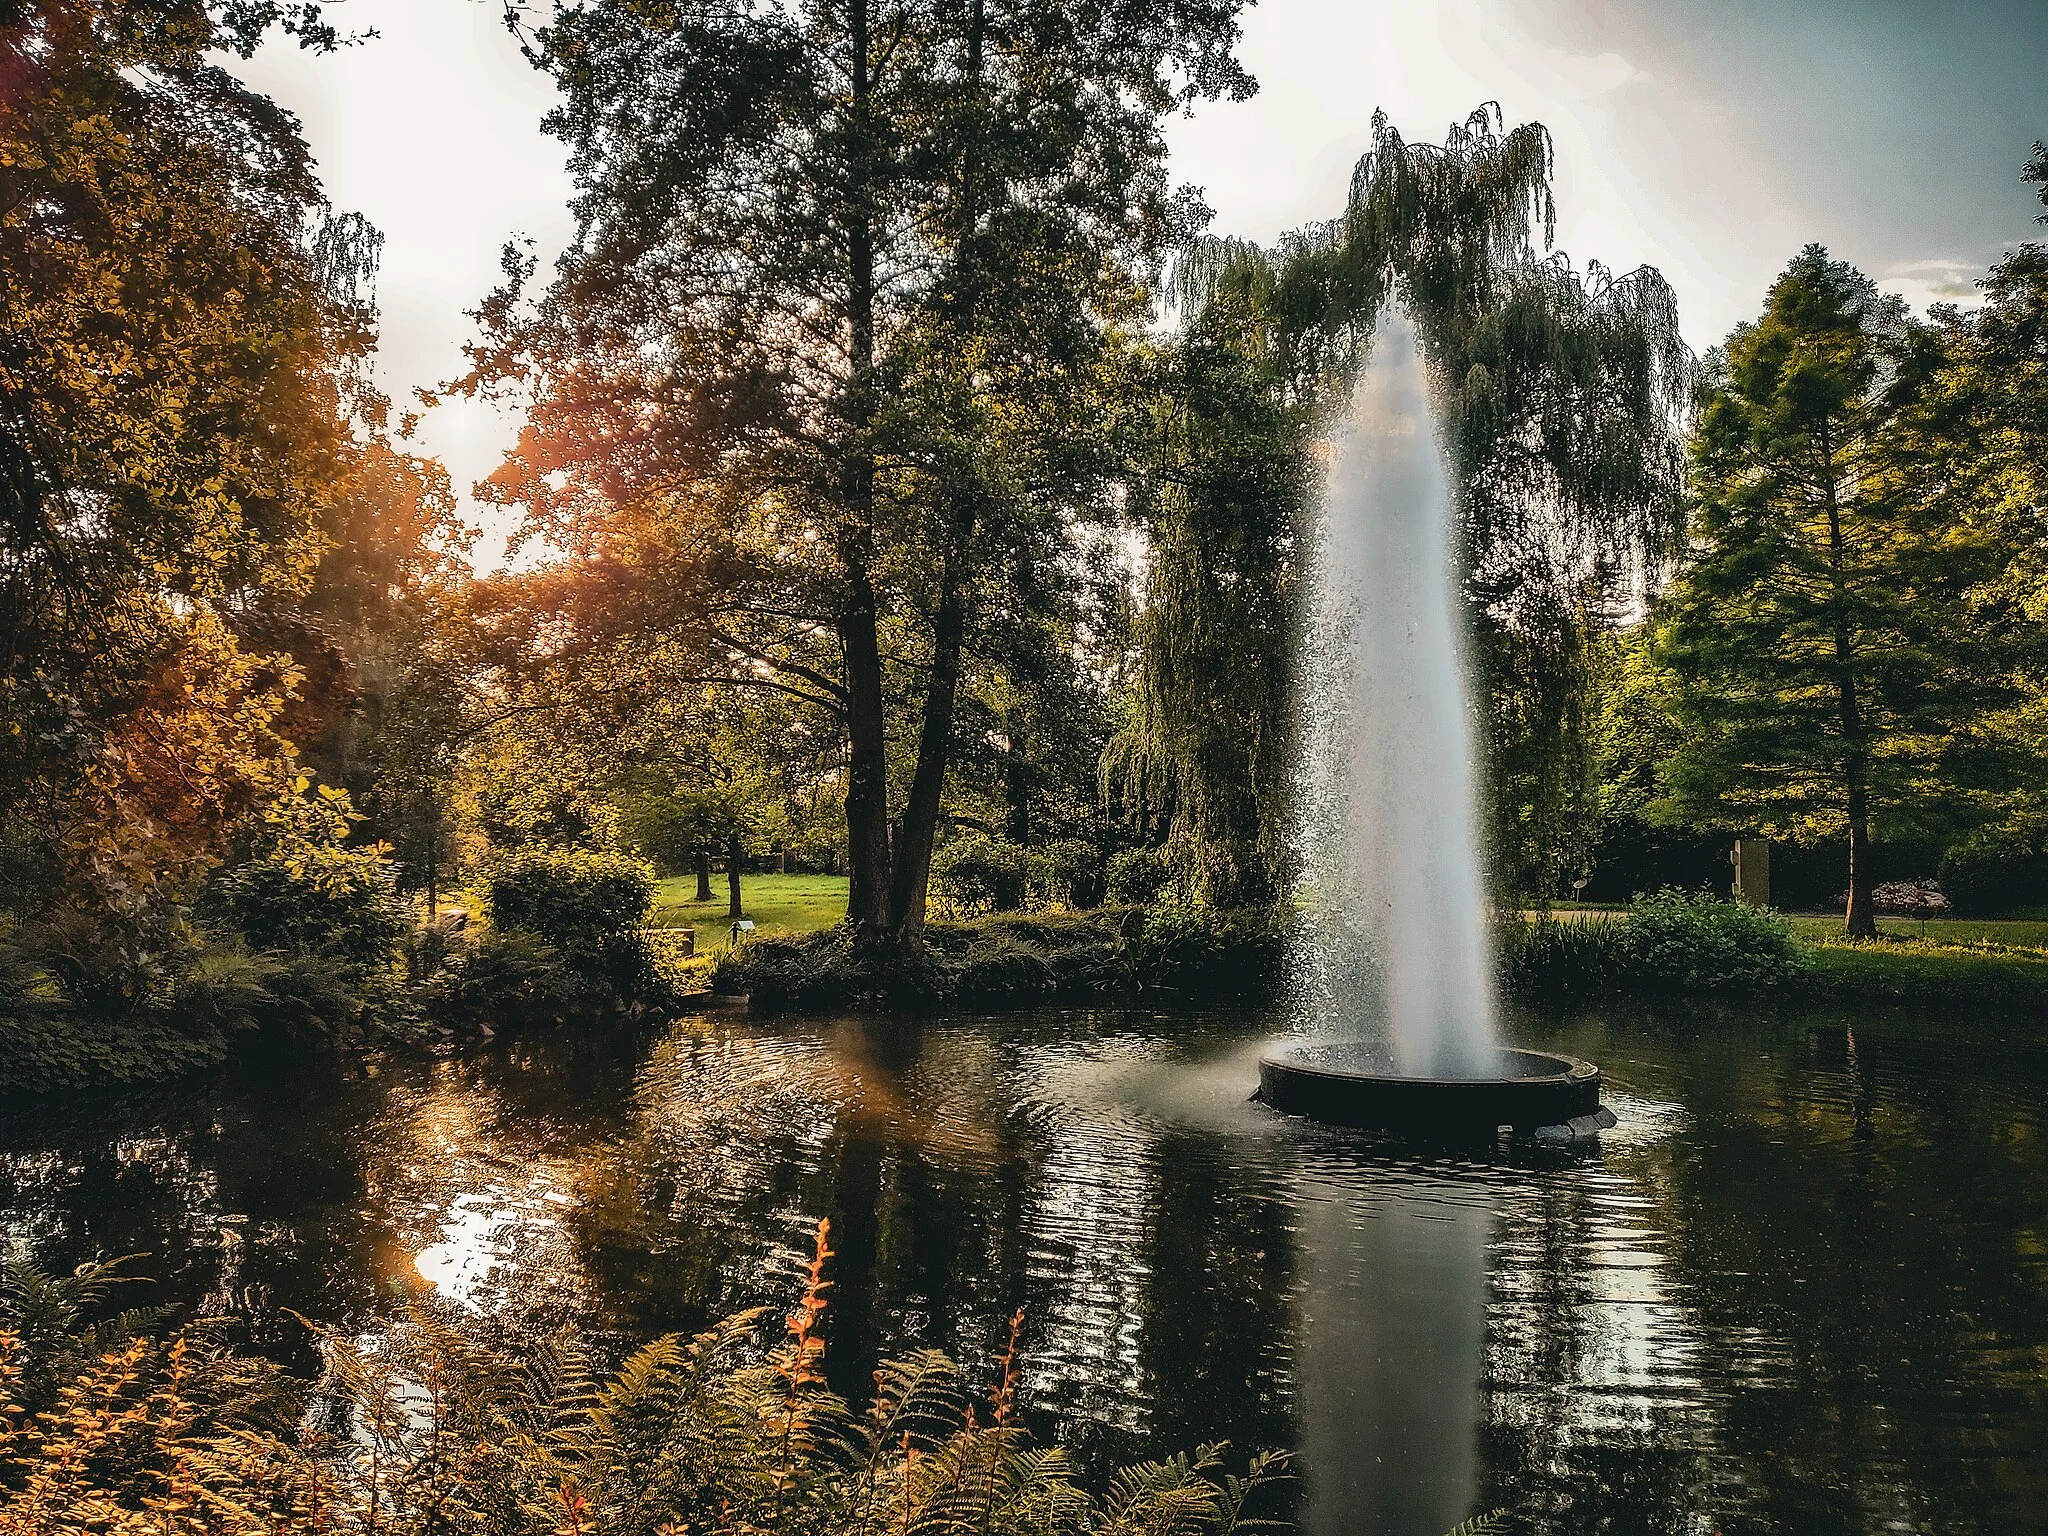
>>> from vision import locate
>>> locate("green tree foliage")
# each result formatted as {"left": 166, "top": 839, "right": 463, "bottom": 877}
{"left": 296, "top": 441, "right": 480, "bottom": 906}
{"left": 1124, "top": 108, "right": 1692, "bottom": 902}
{"left": 1656, "top": 247, "right": 2033, "bottom": 935}
{"left": 610, "top": 689, "right": 824, "bottom": 920}
{"left": 1108, "top": 332, "right": 1303, "bottom": 906}
{"left": 1904, "top": 157, "right": 2048, "bottom": 876}
{"left": 0, "top": 1, "right": 364, "bottom": 911}
{"left": 473, "top": 0, "right": 1255, "bottom": 946}
{"left": 212, "top": 780, "right": 407, "bottom": 981}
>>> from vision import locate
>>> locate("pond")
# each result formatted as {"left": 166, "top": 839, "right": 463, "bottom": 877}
{"left": 4, "top": 1000, "right": 2047, "bottom": 1535}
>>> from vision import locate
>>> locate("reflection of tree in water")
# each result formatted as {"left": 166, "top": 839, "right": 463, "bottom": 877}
{"left": 1490, "top": 1006, "right": 2048, "bottom": 1534}
{"left": 570, "top": 1025, "right": 849, "bottom": 1335}
{"left": 563, "top": 1017, "right": 1050, "bottom": 1410}
{"left": 1123, "top": 1131, "right": 1295, "bottom": 1474}
{"left": 0, "top": 1065, "right": 390, "bottom": 1364}
{"left": 1644, "top": 1020, "right": 2048, "bottom": 1534}
{"left": 561, "top": 1016, "right": 1303, "bottom": 1481}
{"left": 19, "top": 1004, "right": 2048, "bottom": 1528}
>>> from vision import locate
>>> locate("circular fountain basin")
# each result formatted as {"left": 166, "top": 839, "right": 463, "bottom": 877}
{"left": 1258, "top": 1043, "right": 1601, "bottom": 1137}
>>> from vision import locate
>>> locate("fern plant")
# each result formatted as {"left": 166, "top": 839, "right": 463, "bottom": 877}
{"left": 0, "top": 1233, "right": 1552, "bottom": 1536}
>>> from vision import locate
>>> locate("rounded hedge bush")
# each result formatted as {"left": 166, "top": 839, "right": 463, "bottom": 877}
{"left": 1615, "top": 889, "right": 1803, "bottom": 991}
{"left": 1938, "top": 835, "right": 2048, "bottom": 917}
{"left": 932, "top": 834, "right": 1028, "bottom": 913}
{"left": 214, "top": 843, "right": 408, "bottom": 979}
{"left": 1105, "top": 847, "right": 1171, "bottom": 906}
{"left": 484, "top": 846, "right": 655, "bottom": 987}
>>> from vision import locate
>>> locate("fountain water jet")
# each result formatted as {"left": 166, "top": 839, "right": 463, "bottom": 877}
{"left": 1291, "top": 308, "right": 1497, "bottom": 1078}
{"left": 1262, "top": 308, "right": 1607, "bottom": 1136}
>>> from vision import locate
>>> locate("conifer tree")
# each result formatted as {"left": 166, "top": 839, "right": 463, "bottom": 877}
{"left": 1656, "top": 247, "right": 2027, "bottom": 935}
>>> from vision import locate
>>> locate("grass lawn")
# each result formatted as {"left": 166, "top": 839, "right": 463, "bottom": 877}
{"left": 1786, "top": 914, "right": 2048, "bottom": 950}
{"left": 1801, "top": 939, "right": 2048, "bottom": 1007}
{"left": 1536, "top": 906, "right": 2048, "bottom": 951}
{"left": 649, "top": 871, "right": 849, "bottom": 958}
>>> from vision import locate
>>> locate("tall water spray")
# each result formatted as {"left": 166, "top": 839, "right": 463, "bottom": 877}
{"left": 1291, "top": 309, "right": 1500, "bottom": 1079}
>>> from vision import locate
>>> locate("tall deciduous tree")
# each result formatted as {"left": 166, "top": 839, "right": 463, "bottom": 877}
{"left": 0, "top": 0, "right": 364, "bottom": 906}
{"left": 1656, "top": 247, "right": 2030, "bottom": 935}
{"left": 1107, "top": 328, "right": 1304, "bottom": 906}
{"left": 474, "top": 0, "right": 1252, "bottom": 946}
{"left": 295, "top": 442, "right": 479, "bottom": 908}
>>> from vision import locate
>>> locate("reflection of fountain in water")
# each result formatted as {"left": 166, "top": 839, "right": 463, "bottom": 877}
{"left": 1481, "top": 1097, "right": 1715, "bottom": 1522}
{"left": 1291, "top": 309, "right": 1498, "bottom": 1079}
{"left": 1292, "top": 1170, "right": 1493, "bottom": 1536}
{"left": 1017, "top": 1107, "right": 1160, "bottom": 1438}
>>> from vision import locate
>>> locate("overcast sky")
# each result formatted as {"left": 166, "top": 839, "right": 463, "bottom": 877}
{"left": 233, "top": 0, "right": 2048, "bottom": 559}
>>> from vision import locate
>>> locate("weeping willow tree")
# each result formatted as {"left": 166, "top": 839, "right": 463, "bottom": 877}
{"left": 1113, "top": 106, "right": 1691, "bottom": 902}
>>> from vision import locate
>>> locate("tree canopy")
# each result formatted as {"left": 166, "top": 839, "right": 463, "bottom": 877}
{"left": 471, "top": 0, "right": 1256, "bottom": 945}
{"left": 0, "top": 0, "right": 369, "bottom": 905}
{"left": 1654, "top": 246, "right": 2039, "bottom": 933}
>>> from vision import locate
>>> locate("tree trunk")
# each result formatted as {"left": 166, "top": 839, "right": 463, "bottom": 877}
{"left": 1819, "top": 417, "right": 1878, "bottom": 939}
{"left": 727, "top": 834, "right": 744, "bottom": 920}
{"left": 1003, "top": 723, "right": 1030, "bottom": 845}
{"left": 424, "top": 792, "right": 439, "bottom": 921}
{"left": 1844, "top": 775, "right": 1877, "bottom": 937}
{"left": 841, "top": 585, "right": 893, "bottom": 940}
{"left": 888, "top": 543, "right": 972, "bottom": 937}
{"left": 694, "top": 848, "right": 713, "bottom": 903}
{"left": 883, "top": 0, "right": 987, "bottom": 943}
{"left": 837, "top": 0, "right": 894, "bottom": 946}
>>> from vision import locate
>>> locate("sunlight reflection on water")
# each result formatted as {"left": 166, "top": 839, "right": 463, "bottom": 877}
{"left": 11, "top": 1002, "right": 2048, "bottom": 1532}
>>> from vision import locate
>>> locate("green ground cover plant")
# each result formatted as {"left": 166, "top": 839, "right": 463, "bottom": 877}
{"left": 1797, "top": 939, "right": 2048, "bottom": 1009}
{"left": 1783, "top": 915, "right": 2048, "bottom": 949}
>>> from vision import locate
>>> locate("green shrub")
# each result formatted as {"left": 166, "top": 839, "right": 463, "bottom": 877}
{"left": 949, "top": 928, "right": 1059, "bottom": 1000}
{"left": 409, "top": 925, "right": 580, "bottom": 1035}
{"left": 485, "top": 846, "right": 655, "bottom": 993}
{"left": 213, "top": 841, "right": 408, "bottom": 978}
{"left": 1498, "top": 914, "right": 1617, "bottom": 994}
{"left": 714, "top": 926, "right": 952, "bottom": 1009}
{"left": 1939, "top": 833, "right": 2048, "bottom": 917}
{"left": 715, "top": 906, "right": 1276, "bottom": 1010}
{"left": 1031, "top": 837, "right": 1103, "bottom": 907}
{"left": 1106, "top": 845, "right": 1172, "bottom": 905}
{"left": 0, "top": 914, "right": 370, "bottom": 1091}
{"left": 960, "top": 911, "right": 1131, "bottom": 995}
{"left": 1503, "top": 891, "right": 1805, "bottom": 997}
{"left": 932, "top": 833, "right": 1029, "bottom": 913}
{"left": 1125, "top": 902, "right": 1285, "bottom": 995}
{"left": 1617, "top": 889, "right": 1803, "bottom": 990}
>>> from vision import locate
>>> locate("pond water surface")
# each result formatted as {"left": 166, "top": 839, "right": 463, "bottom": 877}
{"left": 3, "top": 1001, "right": 2046, "bottom": 1535}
